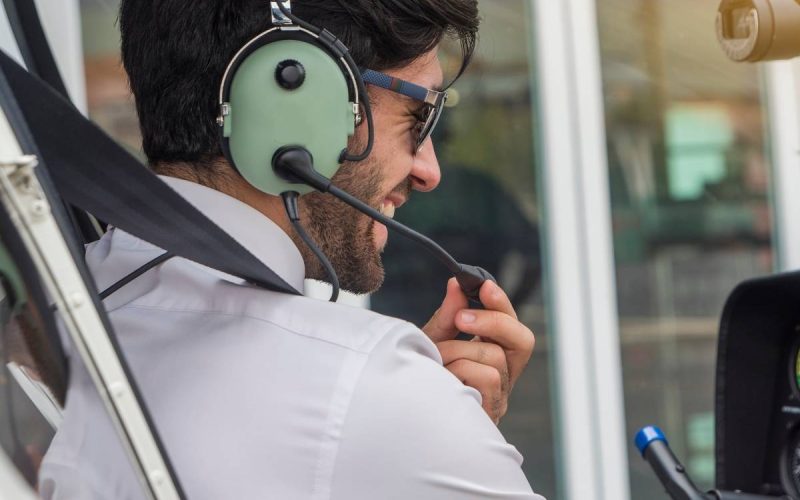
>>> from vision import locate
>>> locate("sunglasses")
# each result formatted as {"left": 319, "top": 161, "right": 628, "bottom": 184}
{"left": 361, "top": 69, "right": 448, "bottom": 153}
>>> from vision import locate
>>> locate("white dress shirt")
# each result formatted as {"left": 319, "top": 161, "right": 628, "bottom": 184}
{"left": 38, "top": 176, "right": 544, "bottom": 499}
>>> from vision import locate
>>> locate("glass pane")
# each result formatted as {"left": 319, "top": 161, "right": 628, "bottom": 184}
{"left": 0, "top": 277, "right": 56, "bottom": 493}
{"left": 370, "top": 0, "right": 557, "bottom": 497}
{"left": 0, "top": 235, "right": 71, "bottom": 496}
{"left": 0, "top": 238, "right": 147, "bottom": 498}
{"left": 596, "top": 1, "right": 774, "bottom": 496}
{"left": 81, "top": 0, "right": 143, "bottom": 159}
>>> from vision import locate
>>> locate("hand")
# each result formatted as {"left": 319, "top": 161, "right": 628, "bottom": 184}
{"left": 422, "top": 278, "right": 535, "bottom": 424}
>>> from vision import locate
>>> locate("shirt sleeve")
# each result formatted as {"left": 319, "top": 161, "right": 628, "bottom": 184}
{"left": 329, "top": 323, "right": 547, "bottom": 500}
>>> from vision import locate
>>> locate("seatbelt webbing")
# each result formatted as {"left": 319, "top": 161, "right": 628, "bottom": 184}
{"left": 3, "top": 0, "right": 103, "bottom": 244}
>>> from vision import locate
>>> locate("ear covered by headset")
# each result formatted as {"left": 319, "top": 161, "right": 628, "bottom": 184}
{"left": 217, "top": 13, "right": 364, "bottom": 196}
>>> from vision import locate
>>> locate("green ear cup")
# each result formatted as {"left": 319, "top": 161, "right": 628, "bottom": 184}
{"left": 224, "top": 39, "right": 355, "bottom": 196}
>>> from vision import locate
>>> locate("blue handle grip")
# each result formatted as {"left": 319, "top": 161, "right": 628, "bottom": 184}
{"left": 635, "top": 425, "right": 668, "bottom": 457}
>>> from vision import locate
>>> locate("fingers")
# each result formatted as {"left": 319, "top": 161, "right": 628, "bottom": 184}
{"left": 437, "top": 340, "right": 510, "bottom": 394}
{"left": 421, "top": 278, "right": 469, "bottom": 343}
{"left": 478, "top": 279, "right": 517, "bottom": 319}
{"left": 455, "top": 309, "right": 535, "bottom": 354}
{"left": 446, "top": 359, "right": 507, "bottom": 424}
{"left": 455, "top": 309, "right": 534, "bottom": 380}
{"left": 454, "top": 281, "right": 535, "bottom": 389}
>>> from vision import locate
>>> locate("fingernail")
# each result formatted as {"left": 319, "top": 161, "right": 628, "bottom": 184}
{"left": 461, "top": 311, "right": 476, "bottom": 323}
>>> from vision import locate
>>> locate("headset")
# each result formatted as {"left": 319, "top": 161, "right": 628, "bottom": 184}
{"left": 212, "top": 1, "right": 493, "bottom": 303}
{"left": 217, "top": 1, "right": 372, "bottom": 197}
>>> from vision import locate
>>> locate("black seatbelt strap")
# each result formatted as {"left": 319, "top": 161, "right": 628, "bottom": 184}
{"left": 0, "top": 0, "right": 66, "bottom": 97}
{"left": 2, "top": 0, "right": 103, "bottom": 244}
{"left": 0, "top": 49, "right": 301, "bottom": 296}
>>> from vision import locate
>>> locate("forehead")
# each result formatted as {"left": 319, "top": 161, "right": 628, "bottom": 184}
{"left": 384, "top": 50, "right": 444, "bottom": 91}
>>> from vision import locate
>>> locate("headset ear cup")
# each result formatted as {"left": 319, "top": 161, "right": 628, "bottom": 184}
{"left": 220, "top": 34, "right": 357, "bottom": 196}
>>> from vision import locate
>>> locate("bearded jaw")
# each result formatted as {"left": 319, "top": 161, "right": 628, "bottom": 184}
{"left": 290, "top": 149, "right": 416, "bottom": 294}
{"left": 296, "top": 196, "right": 384, "bottom": 294}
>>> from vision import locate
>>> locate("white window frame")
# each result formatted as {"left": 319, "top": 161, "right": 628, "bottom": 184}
{"left": 34, "top": 0, "right": 86, "bottom": 111}
{"left": 765, "top": 61, "right": 800, "bottom": 271}
{"left": 530, "top": 0, "right": 630, "bottom": 499}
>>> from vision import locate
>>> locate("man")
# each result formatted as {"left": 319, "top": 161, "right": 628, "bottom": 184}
{"left": 39, "top": 1, "right": 544, "bottom": 498}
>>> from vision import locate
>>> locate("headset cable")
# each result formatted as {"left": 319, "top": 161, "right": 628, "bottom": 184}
{"left": 281, "top": 191, "right": 339, "bottom": 302}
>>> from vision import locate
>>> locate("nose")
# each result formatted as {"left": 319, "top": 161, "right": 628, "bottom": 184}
{"left": 409, "top": 138, "right": 441, "bottom": 192}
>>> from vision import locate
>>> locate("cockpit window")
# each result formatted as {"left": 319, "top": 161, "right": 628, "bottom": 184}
{"left": 0, "top": 265, "right": 59, "bottom": 492}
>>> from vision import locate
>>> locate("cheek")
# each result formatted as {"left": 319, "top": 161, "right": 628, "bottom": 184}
{"left": 372, "top": 133, "right": 415, "bottom": 186}
{"left": 350, "top": 106, "right": 415, "bottom": 189}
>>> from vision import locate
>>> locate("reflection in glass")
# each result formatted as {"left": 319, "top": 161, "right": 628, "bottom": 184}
{"left": 0, "top": 265, "right": 58, "bottom": 492}
{"left": 596, "top": 0, "right": 774, "bottom": 496}
{"left": 80, "top": 0, "right": 143, "bottom": 158}
{"left": 371, "top": 0, "right": 556, "bottom": 497}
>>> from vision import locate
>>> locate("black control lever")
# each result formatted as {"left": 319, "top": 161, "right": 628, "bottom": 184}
{"left": 635, "top": 426, "right": 785, "bottom": 500}
{"left": 709, "top": 492, "right": 790, "bottom": 500}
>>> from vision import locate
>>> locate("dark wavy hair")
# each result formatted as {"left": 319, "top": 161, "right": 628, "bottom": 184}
{"left": 119, "top": 0, "right": 479, "bottom": 168}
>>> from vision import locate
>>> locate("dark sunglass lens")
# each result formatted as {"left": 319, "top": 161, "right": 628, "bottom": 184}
{"left": 416, "top": 102, "right": 444, "bottom": 150}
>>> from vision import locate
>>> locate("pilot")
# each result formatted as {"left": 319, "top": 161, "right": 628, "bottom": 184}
{"left": 38, "top": 1, "right": 542, "bottom": 499}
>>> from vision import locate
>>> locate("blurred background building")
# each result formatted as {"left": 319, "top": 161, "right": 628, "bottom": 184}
{"left": 3, "top": 0, "right": 800, "bottom": 498}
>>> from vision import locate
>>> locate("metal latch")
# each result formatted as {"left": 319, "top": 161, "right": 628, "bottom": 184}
{"left": 352, "top": 102, "right": 363, "bottom": 126}
{"left": 0, "top": 155, "right": 48, "bottom": 220}
{"left": 271, "top": 1, "right": 293, "bottom": 26}
{"left": 216, "top": 103, "right": 231, "bottom": 127}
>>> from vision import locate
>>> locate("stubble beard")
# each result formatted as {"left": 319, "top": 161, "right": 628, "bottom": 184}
{"left": 297, "top": 158, "right": 386, "bottom": 295}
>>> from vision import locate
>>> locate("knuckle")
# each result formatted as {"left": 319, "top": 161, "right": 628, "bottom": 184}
{"left": 487, "top": 367, "right": 502, "bottom": 389}
{"left": 476, "top": 345, "right": 487, "bottom": 364}
{"left": 446, "top": 359, "right": 470, "bottom": 381}
{"left": 449, "top": 358, "right": 469, "bottom": 371}
{"left": 490, "top": 311, "right": 504, "bottom": 332}
{"left": 486, "top": 343, "right": 506, "bottom": 367}
{"left": 522, "top": 328, "right": 536, "bottom": 352}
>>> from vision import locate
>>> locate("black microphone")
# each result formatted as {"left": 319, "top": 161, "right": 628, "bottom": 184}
{"left": 273, "top": 146, "right": 495, "bottom": 300}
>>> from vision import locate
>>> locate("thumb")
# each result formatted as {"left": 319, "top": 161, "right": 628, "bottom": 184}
{"left": 422, "top": 278, "right": 469, "bottom": 343}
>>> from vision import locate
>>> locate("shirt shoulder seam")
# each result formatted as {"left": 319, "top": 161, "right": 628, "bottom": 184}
{"left": 117, "top": 302, "right": 409, "bottom": 354}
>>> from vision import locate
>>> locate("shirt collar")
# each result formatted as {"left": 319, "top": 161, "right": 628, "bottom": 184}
{"left": 157, "top": 175, "right": 306, "bottom": 292}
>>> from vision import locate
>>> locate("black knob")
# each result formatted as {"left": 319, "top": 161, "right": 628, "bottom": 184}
{"left": 275, "top": 60, "right": 305, "bottom": 90}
